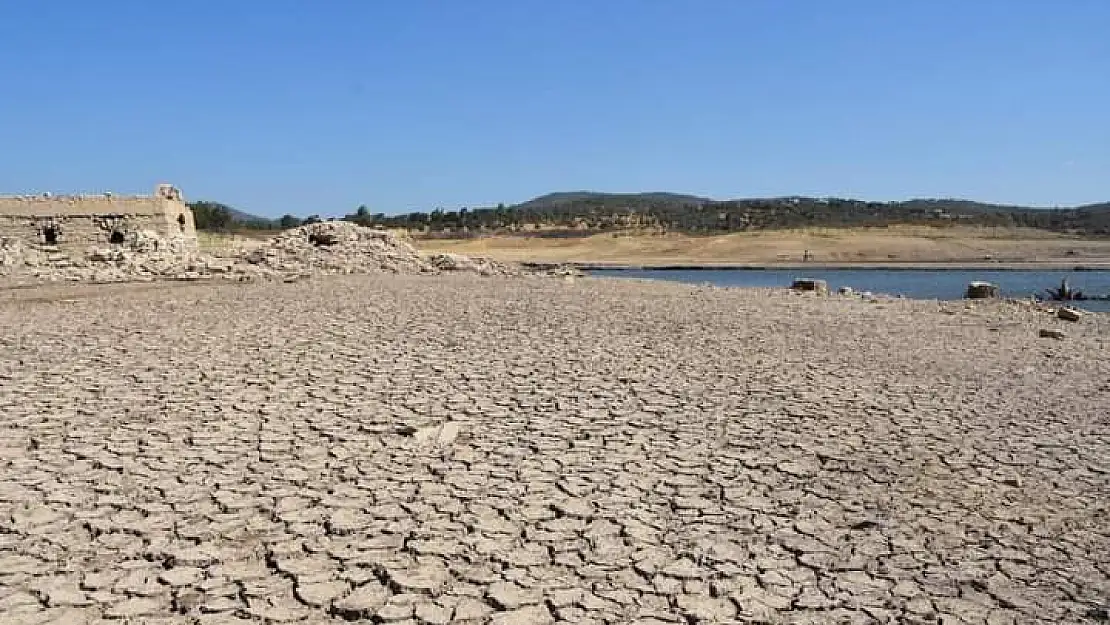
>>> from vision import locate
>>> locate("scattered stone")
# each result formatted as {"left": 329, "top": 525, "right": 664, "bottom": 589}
{"left": 1057, "top": 306, "right": 1083, "bottom": 322}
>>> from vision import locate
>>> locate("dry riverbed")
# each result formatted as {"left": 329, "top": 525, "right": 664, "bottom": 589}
{"left": 0, "top": 275, "right": 1107, "bottom": 624}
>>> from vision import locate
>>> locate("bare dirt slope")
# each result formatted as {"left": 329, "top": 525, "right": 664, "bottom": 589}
{"left": 413, "top": 225, "right": 1110, "bottom": 266}
{"left": 0, "top": 275, "right": 1107, "bottom": 623}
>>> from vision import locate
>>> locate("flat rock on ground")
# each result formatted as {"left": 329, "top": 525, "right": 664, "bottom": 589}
{"left": 0, "top": 275, "right": 1107, "bottom": 624}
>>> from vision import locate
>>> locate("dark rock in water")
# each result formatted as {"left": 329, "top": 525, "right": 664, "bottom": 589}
{"left": 965, "top": 282, "right": 999, "bottom": 299}
{"left": 1045, "top": 277, "right": 1084, "bottom": 301}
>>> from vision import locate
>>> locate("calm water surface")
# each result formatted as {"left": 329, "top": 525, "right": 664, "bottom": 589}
{"left": 589, "top": 268, "right": 1110, "bottom": 313}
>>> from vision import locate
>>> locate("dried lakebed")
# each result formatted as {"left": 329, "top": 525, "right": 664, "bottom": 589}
{"left": 0, "top": 275, "right": 1107, "bottom": 624}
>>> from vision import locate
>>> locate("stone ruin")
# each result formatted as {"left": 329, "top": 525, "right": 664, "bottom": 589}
{"left": 0, "top": 190, "right": 577, "bottom": 285}
{"left": 0, "top": 183, "right": 196, "bottom": 251}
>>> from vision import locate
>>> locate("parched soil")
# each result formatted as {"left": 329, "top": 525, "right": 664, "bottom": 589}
{"left": 413, "top": 226, "right": 1110, "bottom": 267}
{"left": 0, "top": 275, "right": 1107, "bottom": 624}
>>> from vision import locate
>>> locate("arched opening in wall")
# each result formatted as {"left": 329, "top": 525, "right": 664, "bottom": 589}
{"left": 43, "top": 226, "right": 59, "bottom": 245}
{"left": 109, "top": 230, "right": 126, "bottom": 245}
{"left": 177, "top": 214, "right": 186, "bottom": 232}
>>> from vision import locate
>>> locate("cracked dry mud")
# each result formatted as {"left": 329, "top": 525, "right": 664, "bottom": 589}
{"left": 1, "top": 275, "right": 1107, "bottom": 624}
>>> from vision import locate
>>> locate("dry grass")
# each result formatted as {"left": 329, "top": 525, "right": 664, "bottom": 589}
{"left": 411, "top": 225, "right": 1110, "bottom": 266}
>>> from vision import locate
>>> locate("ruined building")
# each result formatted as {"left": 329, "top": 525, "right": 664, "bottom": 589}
{"left": 0, "top": 184, "right": 197, "bottom": 250}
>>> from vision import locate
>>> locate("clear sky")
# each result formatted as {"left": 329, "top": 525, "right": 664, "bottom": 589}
{"left": 1, "top": 1, "right": 1107, "bottom": 217}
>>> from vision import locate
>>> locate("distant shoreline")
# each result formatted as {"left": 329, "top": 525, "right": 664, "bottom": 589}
{"left": 411, "top": 226, "right": 1110, "bottom": 271}
{"left": 530, "top": 262, "right": 1110, "bottom": 272}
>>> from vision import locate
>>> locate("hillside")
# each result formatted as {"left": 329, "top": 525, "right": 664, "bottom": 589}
{"left": 188, "top": 192, "right": 1110, "bottom": 239}
{"left": 344, "top": 193, "right": 1110, "bottom": 238}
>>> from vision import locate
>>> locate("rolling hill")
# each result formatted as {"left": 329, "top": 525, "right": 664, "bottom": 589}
{"left": 190, "top": 192, "right": 1110, "bottom": 238}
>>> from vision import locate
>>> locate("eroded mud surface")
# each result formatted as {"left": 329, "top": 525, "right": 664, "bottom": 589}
{"left": 1, "top": 276, "right": 1107, "bottom": 624}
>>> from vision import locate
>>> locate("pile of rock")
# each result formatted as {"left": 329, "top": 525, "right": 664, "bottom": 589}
{"left": 240, "top": 221, "right": 437, "bottom": 277}
{"left": 1, "top": 221, "right": 577, "bottom": 285}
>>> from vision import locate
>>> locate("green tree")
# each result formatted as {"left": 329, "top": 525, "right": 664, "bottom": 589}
{"left": 188, "top": 201, "right": 234, "bottom": 231}
{"left": 279, "top": 214, "right": 301, "bottom": 229}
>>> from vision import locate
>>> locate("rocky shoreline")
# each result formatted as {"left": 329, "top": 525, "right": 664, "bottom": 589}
{"left": 0, "top": 274, "right": 1107, "bottom": 624}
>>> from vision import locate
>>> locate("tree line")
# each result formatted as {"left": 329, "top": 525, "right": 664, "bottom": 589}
{"left": 189, "top": 195, "right": 1110, "bottom": 237}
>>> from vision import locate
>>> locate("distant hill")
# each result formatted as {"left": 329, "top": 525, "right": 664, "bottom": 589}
{"left": 373, "top": 192, "right": 1108, "bottom": 237}
{"left": 191, "top": 192, "right": 1110, "bottom": 237}
{"left": 1077, "top": 202, "right": 1110, "bottom": 213}
{"left": 517, "top": 191, "right": 712, "bottom": 209}
{"left": 225, "top": 206, "right": 275, "bottom": 226}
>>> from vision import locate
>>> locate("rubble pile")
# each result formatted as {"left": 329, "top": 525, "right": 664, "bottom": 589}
{"left": 240, "top": 221, "right": 437, "bottom": 276}
{"left": 0, "top": 221, "right": 578, "bottom": 286}
{"left": 425, "top": 252, "right": 523, "bottom": 276}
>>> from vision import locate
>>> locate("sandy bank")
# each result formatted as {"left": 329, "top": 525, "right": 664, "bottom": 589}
{"left": 413, "top": 225, "right": 1110, "bottom": 268}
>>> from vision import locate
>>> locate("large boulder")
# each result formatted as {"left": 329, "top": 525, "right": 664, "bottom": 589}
{"left": 965, "top": 281, "right": 1000, "bottom": 299}
{"left": 792, "top": 278, "right": 829, "bottom": 295}
{"left": 1057, "top": 306, "right": 1083, "bottom": 322}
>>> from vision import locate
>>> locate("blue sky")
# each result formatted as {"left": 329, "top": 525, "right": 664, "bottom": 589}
{"left": 1, "top": 1, "right": 1107, "bottom": 217}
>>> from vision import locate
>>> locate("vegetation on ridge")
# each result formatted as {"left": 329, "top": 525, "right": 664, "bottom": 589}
{"left": 189, "top": 193, "right": 1110, "bottom": 237}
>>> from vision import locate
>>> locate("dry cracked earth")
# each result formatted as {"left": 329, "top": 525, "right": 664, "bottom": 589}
{"left": 0, "top": 275, "right": 1107, "bottom": 625}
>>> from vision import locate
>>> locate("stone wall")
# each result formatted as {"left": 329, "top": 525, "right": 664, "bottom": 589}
{"left": 0, "top": 184, "right": 197, "bottom": 250}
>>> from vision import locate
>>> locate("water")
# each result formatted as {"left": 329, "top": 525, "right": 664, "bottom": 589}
{"left": 589, "top": 268, "right": 1110, "bottom": 312}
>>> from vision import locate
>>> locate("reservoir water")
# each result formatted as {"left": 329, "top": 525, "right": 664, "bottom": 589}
{"left": 589, "top": 268, "right": 1110, "bottom": 312}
